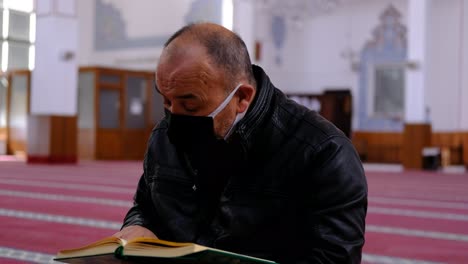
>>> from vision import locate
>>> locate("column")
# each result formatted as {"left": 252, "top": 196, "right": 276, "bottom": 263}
{"left": 461, "top": 0, "right": 468, "bottom": 168}
{"left": 28, "top": 0, "right": 78, "bottom": 163}
{"left": 233, "top": 0, "right": 255, "bottom": 58}
{"left": 402, "top": 0, "right": 432, "bottom": 169}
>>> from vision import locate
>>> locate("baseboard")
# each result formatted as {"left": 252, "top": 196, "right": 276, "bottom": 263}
{"left": 27, "top": 155, "right": 77, "bottom": 164}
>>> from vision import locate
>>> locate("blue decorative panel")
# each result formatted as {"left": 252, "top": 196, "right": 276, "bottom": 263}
{"left": 271, "top": 15, "right": 286, "bottom": 65}
{"left": 358, "top": 5, "right": 407, "bottom": 132}
{"left": 95, "top": 0, "right": 223, "bottom": 51}
{"left": 95, "top": 0, "right": 169, "bottom": 50}
{"left": 185, "top": 0, "right": 223, "bottom": 25}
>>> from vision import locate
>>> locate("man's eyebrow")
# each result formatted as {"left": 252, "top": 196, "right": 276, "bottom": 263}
{"left": 154, "top": 82, "right": 198, "bottom": 100}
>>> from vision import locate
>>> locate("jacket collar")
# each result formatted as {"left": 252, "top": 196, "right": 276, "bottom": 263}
{"left": 234, "top": 65, "right": 275, "bottom": 153}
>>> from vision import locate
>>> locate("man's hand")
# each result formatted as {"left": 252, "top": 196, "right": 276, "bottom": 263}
{"left": 113, "top": 225, "right": 158, "bottom": 240}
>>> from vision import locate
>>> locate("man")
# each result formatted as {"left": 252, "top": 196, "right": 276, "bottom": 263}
{"left": 115, "top": 22, "right": 367, "bottom": 263}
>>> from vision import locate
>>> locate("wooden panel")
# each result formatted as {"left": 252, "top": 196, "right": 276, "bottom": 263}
{"left": 50, "top": 116, "right": 65, "bottom": 157}
{"left": 65, "top": 116, "right": 78, "bottom": 157}
{"left": 402, "top": 124, "right": 432, "bottom": 169}
{"left": 320, "top": 90, "right": 352, "bottom": 137}
{"left": 0, "top": 127, "right": 6, "bottom": 141}
{"left": 0, "top": 127, "right": 6, "bottom": 154}
{"left": 49, "top": 116, "right": 77, "bottom": 162}
{"left": 431, "top": 132, "right": 464, "bottom": 165}
{"left": 8, "top": 128, "right": 27, "bottom": 156}
{"left": 7, "top": 71, "right": 30, "bottom": 156}
{"left": 353, "top": 131, "right": 467, "bottom": 166}
{"left": 96, "top": 130, "right": 122, "bottom": 160}
{"left": 352, "top": 131, "right": 402, "bottom": 163}
{"left": 462, "top": 132, "right": 468, "bottom": 168}
{"left": 123, "top": 130, "right": 148, "bottom": 160}
{"left": 78, "top": 129, "right": 95, "bottom": 160}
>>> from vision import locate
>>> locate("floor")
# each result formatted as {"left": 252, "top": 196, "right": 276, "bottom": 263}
{"left": 0, "top": 159, "right": 467, "bottom": 263}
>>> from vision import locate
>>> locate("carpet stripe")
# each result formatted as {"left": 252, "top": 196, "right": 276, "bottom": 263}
{"left": 367, "top": 214, "right": 468, "bottom": 235}
{"left": 369, "top": 192, "right": 468, "bottom": 203}
{"left": 0, "top": 179, "right": 134, "bottom": 194}
{"left": 0, "top": 173, "right": 138, "bottom": 187}
{"left": 2, "top": 207, "right": 468, "bottom": 243}
{"left": 367, "top": 225, "right": 468, "bottom": 242}
{"left": 369, "top": 207, "right": 468, "bottom": 221}
{"left": 0, "top": 183, "right": 134, "bottom": 200}
{"left": 0, "top": 190, "right": 132, "bottom": 207}
{"left": 371, "top": 197, "right": 468, "bottom": 210}
{"left": 0, "top": 209, "right": 121, "bottom": 230}
{"left": 0, "top": 248, "right": 444, "bottom": 264}
{"left": 362, "top": 253, "right": 444, "bottom": 264}
{"left": 0, "top": 247, "right": 57, "bottom": 264}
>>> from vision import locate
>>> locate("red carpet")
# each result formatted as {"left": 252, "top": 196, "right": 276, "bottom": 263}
{"left": 0, "top": 160, "right": 467, "bottom": 263}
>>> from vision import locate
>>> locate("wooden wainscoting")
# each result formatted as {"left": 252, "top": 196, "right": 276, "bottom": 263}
{"left": 0, "top": 127, "right": 6, "bottom": 154}
{"left": 27, "top": 115, "right": 77, "bottom": 164}
{"left": 352, "top": 131, "right": 402, "bottom": 163}
{"left": 78, "top": 129, "right": 96, "bottom": 160}
{"left": 0, "top": 127, "right": 6, "bottom": 140}
{"left": 353, "top": 130, "right": 468, "bottom": 166}
{"left": 96, "top": 130, "right": 123, "bottom": 160}
{"left": 462, "top": 132, "right": 468, "bottom": 167}
{"left": 431, "top": 132, "right": 468, "bottom": 166}
{"left": 123, "top": 130, "right": 149, "bottom": 160}
{"left": 402, "top": 124, "right": 432, "bottom": 169}
{"left": 49, "top": 116, "right": 77, "bottom": 163}
{"left": 7, "top": 127, "right": 27, "bottom": 156}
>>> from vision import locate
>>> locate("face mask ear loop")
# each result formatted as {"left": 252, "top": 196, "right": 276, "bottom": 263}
{"left": 224, "top": 110, "right": 247, "bottom": 140}
{"left": 208, "top": 83, "right": 243, "bottom": 118}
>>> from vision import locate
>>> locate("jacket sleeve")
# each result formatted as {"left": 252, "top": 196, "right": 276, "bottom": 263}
{"left": 297, "top": 136, "right": 368, "bottom": 264}
{"left": 121, "top": 136, "right": 160, "bottom": 233}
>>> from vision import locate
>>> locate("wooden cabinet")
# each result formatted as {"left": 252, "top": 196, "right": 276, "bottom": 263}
{"left": 0, "top": 70, "right": 30, "bottom": 156}
{"left": 78, "top": 67, "right": 164, "bottom": 160}
{"left": 287, "top": 89, "right": 352, "bottom": 138}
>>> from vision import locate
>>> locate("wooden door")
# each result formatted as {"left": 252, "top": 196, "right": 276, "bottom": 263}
{"left": 320, "top": 90, "right": 352, "bottom": 138}
{"left": 6, "top": 70, "right": 30, "bottom": 156}
{"left": 0, "top": 74, "right": 8, "bottom": 154}
{"left": 96, "top": 71, "right": 123, "bottom": 160}
{"left": 122, "top": 73, "right": 151, "bottom": 160}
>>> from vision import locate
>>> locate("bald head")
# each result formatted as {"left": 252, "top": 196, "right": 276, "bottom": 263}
{"left": 161, "top": 23, "right": 256, "bottom": 91}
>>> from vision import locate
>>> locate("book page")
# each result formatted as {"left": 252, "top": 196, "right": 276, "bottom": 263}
{"left": 56, "top": 236, "right": 123, "bottom": 259}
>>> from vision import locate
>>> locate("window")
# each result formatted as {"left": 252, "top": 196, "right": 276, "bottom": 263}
{"left": 368, "top": 63, "right": 405, "bottom": 120}
{"left": 1, "top": 0, "right": 35, "bottom": 71}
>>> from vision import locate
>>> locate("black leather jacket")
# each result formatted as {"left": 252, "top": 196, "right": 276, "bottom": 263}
{"left": 122, "top": 65, "right": 367, "bottom": 264}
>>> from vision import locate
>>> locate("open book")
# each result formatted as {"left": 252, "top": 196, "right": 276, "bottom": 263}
{"left": 55, "top": 236, "right": 278, "bottom": 264}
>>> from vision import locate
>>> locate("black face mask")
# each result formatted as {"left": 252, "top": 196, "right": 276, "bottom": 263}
{"left": 164, "top": 83, "right": 244, "bottom": 150}
{"left": 165, "top": 109, "right": 219, "bottom": 150}
{"left": 165, "top": 110, "right": 244, "bottom": 187}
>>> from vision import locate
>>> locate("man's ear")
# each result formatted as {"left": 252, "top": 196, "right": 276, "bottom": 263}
{"left": 236, "top": 84, "right": 256, "bottom": 113}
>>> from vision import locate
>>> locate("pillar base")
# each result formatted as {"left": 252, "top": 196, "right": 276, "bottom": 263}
{"left": 27, "top": 115, "right": 77, "bottom": 164}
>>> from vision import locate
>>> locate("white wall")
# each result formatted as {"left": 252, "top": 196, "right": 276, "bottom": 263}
{"left": 462, "top": 0, "right": 468, "bottom": 130}
{"left": 233, "top": 0, "right": 255, "bottom": 58}
{"left": 426, "top": 0, "right": 467, "bottom": 131}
